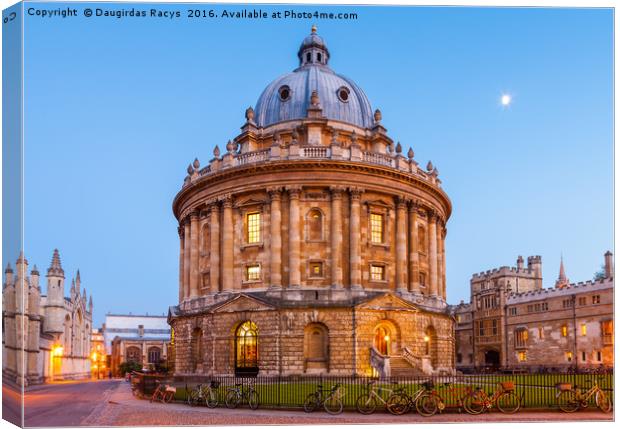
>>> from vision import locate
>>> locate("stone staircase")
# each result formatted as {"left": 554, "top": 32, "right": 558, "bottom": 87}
{"left": 389, "top": 356, "right": 425, "bottom": 377}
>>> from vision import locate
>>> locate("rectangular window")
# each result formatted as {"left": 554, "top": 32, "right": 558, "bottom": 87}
{"left": 518, "top": 351, "right": 527, "bottom": 362}
{"left": 370, "top": 264, "right": 385, "bottom": 281}
{"left": 509, "top": 307, "right": 517, "bottom": 316}
{"left": 561, "top": 325, "right": 568, "bottom": 337}
{"left": 542, "top": 302, "right": 548, "bottom": 311}
{"left": 515, "top": 328, "right": 528, "bottom": 348}
{"left": 581, "top": 324, "right": 587, "bottom": 336}
{"left": 563, "top": 299, "right": 573, "bottom": 308}
{"left": 477, "top": 321, "right": 484, "bottom": 337}
{"left": 581, "top": 351, "right": 587, "bottom": 362}
{"left": 592, "top": 295, "right": 601, "bottom": 304}
{"left": 601, "top": 320, "right": 613, "bottom": 345}
{"left": 457, "top": 353, "right": 462, "bottom": 364}
{"left": 246, "top": 213, "right": 261, "bottom": 243}
{"left": 492, "top": 319, "right": 498, "bottom": 336}
{"left": 370, "top": 213, "right": 384, "bottom": 243}
{"left": 538, "top": 327, "right": 544, "bottom": 339}
{"left": 309, "top": 261, "right": 323, "bottom": 278}
{"left": 246, "top": 265, "right": 261, "bottom": 282}
{"left": 578, "top": 297, "right": 587, "bottom": 306}
{"left": 565, "top": 351, "right": 573, "bottom": 362}
{"left": 596, "top": 351, "right": 602, "bottom": 362}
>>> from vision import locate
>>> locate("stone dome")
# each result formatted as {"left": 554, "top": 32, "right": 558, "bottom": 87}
{"left": 254, "top": 27, "right": 374, "bottom": 129}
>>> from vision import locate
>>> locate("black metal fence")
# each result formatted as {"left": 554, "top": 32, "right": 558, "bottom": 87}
{"left": 131, "top": 371, "right": 614, "bottom": 412}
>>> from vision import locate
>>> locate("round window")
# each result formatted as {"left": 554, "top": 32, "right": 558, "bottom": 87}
{"left": 337, "top": 86, "right": 350, "bottom": 102}
{"left": 279, "top": 86, "right": 291, "bottom": 101}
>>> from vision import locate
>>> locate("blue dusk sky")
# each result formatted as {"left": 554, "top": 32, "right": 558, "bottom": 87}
{"left": 9, "top": 3, "right": 613, "bottom": 326}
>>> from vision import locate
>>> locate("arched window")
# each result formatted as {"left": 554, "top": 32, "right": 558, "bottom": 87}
{"left": 304, "top": 323, "right": 329, "bottom": 372}
{"left": 191, "top": 328, "right": 203, "bottom": 371}
{"left": 374, "top": 325, "right": 392, "bottom": 355}
{"left": 418, "top": 226, "right": 426, "bottom": 250}
{"left": 424, "top": 326, "right": 438, "bottom": 368}
{"left": 306, "top": 209, "right": 323, "bottom": 241}
{"left": 306, "top": 52, "right": 311, "bottom": 63}
{"left": 148, "top": 347, "right": 162, "bottom": 364}
{"left": 126, "top": 346, "right": 142, "bottom": 364}
{"left": 317, "top": 52, "right": 322, "bottom": 62}
{"left": 235, "top": 321, "right": 258, "bottom": 369}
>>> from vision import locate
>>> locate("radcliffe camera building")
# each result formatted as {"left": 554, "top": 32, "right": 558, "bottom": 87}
{"left": 168, "top": 27, "right": 455, "bottom": 377}
{"left": 451, "top": 252, "right": 614, "bottom": 371}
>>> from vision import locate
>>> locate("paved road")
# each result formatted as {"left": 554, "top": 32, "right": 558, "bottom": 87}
{"left": 2, "top": 380, "right": 121, "bottom": 427}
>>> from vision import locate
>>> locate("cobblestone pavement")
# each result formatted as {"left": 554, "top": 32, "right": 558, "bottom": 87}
{"left": 84, "top": 382, "right": 614, "bottom": 426}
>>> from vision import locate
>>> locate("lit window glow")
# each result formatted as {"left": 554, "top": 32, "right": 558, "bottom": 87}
{"left": 370, "top": 213, "right": 384, "bottom": 243}
{"left": 247, "top": 213, "right": 261, "bottom": 243}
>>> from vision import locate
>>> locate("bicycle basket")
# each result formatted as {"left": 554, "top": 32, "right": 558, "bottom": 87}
{"left": 210, "top": 380, "right": 220, "bottom": 389}
{"left": 556, "top": 383, "right": 572, "bottom": 391}
{"left": 500, "top": 381, "right": 515, "bottom": 391}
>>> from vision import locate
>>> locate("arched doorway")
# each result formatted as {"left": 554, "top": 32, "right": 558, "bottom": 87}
{"left": 235, "top": 321, "right": 258, "bottom": 376}
{"left": 374, "top": 325, "right": 392, "bottom": 355}
{"left": 484, "top": 349, "right": 500, "bottom": 367}
{"left": 424, "top": 326, "right": 438, "bottom": 369}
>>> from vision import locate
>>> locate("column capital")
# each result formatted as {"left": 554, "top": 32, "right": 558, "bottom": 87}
{"left": 189, "top": 210, "right": 200, "bottom": 220}
{"left": 178, "top": 226, "right": 184, "bottom": 239}
{"left": 349, "top": 187, "right": 364, "bottom": 200}
{"left": 220, "top": 194, "right": 234, "bottom": 208}
{"left": 409, "top": 199, "right": 421, "bottom": 211}
{"left": 208, "top": 200, "right": 220, "bottom": 212}
{"left": 287, "top": 186, "right": 302, "bottom": 199}
{"left": 427, "top": 208, "right": 438, "bottom": 222}
{"left": 330, "top": 185, "right": 346, "bottom": 199}
{"left": 396, "top": 195, "right": 408, "bottom": 209}
{"left": 267, "top": 186, "right": 283, "bottom": 200}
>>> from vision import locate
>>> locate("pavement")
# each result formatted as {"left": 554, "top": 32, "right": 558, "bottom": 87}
{"left": 1, "top": 380, "right": 614, "bottom": 427}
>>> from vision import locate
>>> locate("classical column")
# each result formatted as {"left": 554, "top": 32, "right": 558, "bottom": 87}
{"left": 396, "top": 196, "right": 408, "bottom": 292}
{"left": 442, "top": 226, "right": 447, "bottom": 299}
{"left": 183, "top": 219, "right": 191, "bottom": 300}
{"left": 222, "top": 195, "right": 234, "bottom": 292}
{"left": 428, "top": 210, "right": 438, "bottom": 297}
{"left": 436, "top": 218, "right": 443, "bottom": 300}
{"left": 408, "top": 201, "right": 420, "bottom": 293}
{"left": 189, "top": 212, "right": 200, "bottom": 298}
{"left": 330, "top": 186, "right": 344, "bottom": 288}
{"left": 268, "top": 188, "right": 282, "bottom": 288}
{"left": 178, "top": 226, "right": 184, "bottom": 303}
{"left": 288, "top": 186, "right": 302, "bottom": 288}
{"left": 349, "top": 187, "right": 363, "bottom": 289}
{"left": 209, "top": 202, "right": 220, "bottom": 292}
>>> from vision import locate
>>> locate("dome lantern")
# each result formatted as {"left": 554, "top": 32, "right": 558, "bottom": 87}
{"left": 298, "top": 25, "right": 330, "bottom": 67}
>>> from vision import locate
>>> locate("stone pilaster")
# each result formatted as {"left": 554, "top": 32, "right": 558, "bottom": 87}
{"left": 330, "top": 186, "right": 344, "bottom": 288}
{"left": 268, "top": 188, "right": 283, "bottom": 288}
{"left": 183, "top": 219, "right": 191, "bottom": 300}
{"left": 442, "top": 225, "right": 447, "bottom": 299}
{"left": 396, "top": 196, "right": 408, "bottom": 292}
{"left": 349, "top": 187, "right": 363, "bottom": 289}
{"left": 221, "top": 195, "right": 234, "bottom": 292}
{"left": 209, "top": 202, "right": 220, "bottom": 293}
{"left": 428, "top": 210, "right": 438, "bottom": 297}
{"left": 288, "top": 186, "right": 302, "bottom": 288}
{"left": 436, "top": 218, "right": 443, "bottom": 300}
{"left": 189, "top": 212, "right": 200, "bottom": 298}
{"left": 408, "top": 201, "right": 420, "bottom": 293}
{"left": 178, "top": 226, "right": 184, "bottom": 303}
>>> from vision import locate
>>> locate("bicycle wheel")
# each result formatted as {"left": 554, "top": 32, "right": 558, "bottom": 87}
{"left": 206, "top": 388, "right": 219, "bottom": 408}
{"left": 416, "top": 393, "right": 439, "bottom": 417}
{"left": 163, "top": 391, "right": 175, "bottom": 404}
{"left": 462, "top": 391, "right": 485, "bottom": 415}
{"left": 225, "top": 390, "right": 240, "bottom": 409}
{"left": 595, "top": 391, "right": 612, "bottom": 413}
{"left": 355, "top": 393, "right": 377, "bottom": 415}
{"left": 248, "top": 390, "right": 259, "bottom": 410}
{"left": 187, "top": 389, "right": 198, "bottom": 406}
{"left": 324, "top": 394, "right": 343, "bottom": 415}
{"left": 303, "top": 393, "right": 319, "bottom": 413}
{"left": 387, "top": 393, "right": 410, "bottom": 415}
{"left": 557, "top": 390, "right": 579, "bottom": 413}
{"left": 496, "top": 391, "right": 520, "bottom": 414}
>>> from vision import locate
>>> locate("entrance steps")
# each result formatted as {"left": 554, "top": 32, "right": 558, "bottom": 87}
{"left": 389, "top": 356, "right": 425, "bottom": 377}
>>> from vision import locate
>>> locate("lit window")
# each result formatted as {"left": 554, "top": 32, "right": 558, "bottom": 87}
{"left": 246, "top": 265, "right": 260, "bottom": 282}
{"left": 370, "top": 265, "right": 385, "bottom": 281}
{"left": 561, "top": 325, "right": 568, "bottom": 337}
{"left": 581, "top": 324, "right": 587, "bottom": 336}
{"left": 518, "top": 351, "right": 527, "bottom": 362}
{"left": 309, "top": 262, "right": 323, "bottom": 278}
{"left": 601, "top": 320, "right": 613, "bottom": 345}
{"left": 246, "top": 213, "right": 261, "bottom": 243}
{"left": 538, "top": 327, "right": 544, "bottom": 339}
{"left": 370, "top": 213, "right": 384, "bottom": 243}
{"left": 565, "top": 351, "right": 573, "bottom": 362}
{"left": 592, "top": 295, "right": 601, "bottom": 304}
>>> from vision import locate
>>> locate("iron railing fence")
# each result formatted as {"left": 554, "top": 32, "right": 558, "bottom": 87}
{"left": 131, "top": 371, "right": 614, "bottom": 412}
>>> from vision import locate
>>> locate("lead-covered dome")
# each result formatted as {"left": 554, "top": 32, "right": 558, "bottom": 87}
{"left": 254, "top": 26, "right": 374, "bottom": 129}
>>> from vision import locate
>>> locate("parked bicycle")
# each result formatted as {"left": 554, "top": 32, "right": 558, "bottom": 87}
{"left": 225, "top": 381, "right": 259, "bottom": 410}
{"left": 355, "top": 380, "right": 408, "bottom": 415}
{"left": 303, "top": 383, "right": 344, "bottom": 415}
{"left": 386, "top": 380, "right": 439, "bottom": 416}
{"left": 462, "top": 381, "right": 521, "bottom": 414}
{"left": 187, "top": 380, "right": 220, "bottom": 408}
{"left": 150, "top": 380, "right": 176, "bottom": 404}
{"left": 424, "top": 381, "right": 476, "bottom": 414}
{"left": 556, "top": 377, "right": 612, "bottom": 413}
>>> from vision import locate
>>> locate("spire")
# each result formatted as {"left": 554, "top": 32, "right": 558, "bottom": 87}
{"left": 47, "top": 249, "right": 65, "bottom": 277}
{"left": 5, "top": 263, "right": 12, "bottom": 274}
{"left": 76, "top": 269, "right": 81, "bottom": 288}
{"left": 555, "top": 254, "right": 569, "bottom": 288}
{"left": 70, "top": 279, "right": 76, "bottom": 295}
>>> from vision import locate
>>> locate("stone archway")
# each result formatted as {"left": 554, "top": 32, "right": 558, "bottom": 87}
{"left": 484, "top": 349, "right": 500, "bottom": 367}
{"left": 373, "top": 321, "right": 398, "bottom": 356}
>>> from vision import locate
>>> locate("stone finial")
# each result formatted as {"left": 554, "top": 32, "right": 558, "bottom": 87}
{"left": 272, "top": 132, "right": 282, "bottom": 147}
{"left": 350, "top": 131, "right": 359, "bottom": 147}
{"left": 331, "top": 129, "right": 339, "bottom": 146}
{"left": 311, "top": 24, "right": 317, "bottom": 34}
{"left": 395, "top": 142, "right": 402, "bottom": 154}
{"left": 213, "top": 145, "right": 221, "bottom": 158}
{"left": 245, "top": 106, "right": 255, "bottom": 122}
{"left": 374, "top": 109, "right": 382, "bottom": 123}
{"left": 187, "top": 163, "right": 194, "bottom": 175}
{"left": 5, "top": 263, "right": 12, "bottom": 274}
{"left": 226, "top": 140, "right": 234, "bottom": 153}
{"left": 76, "top": 269, "right": 81, "bottom": 287}
{"left": 291, "top": 129, "right": 299, "bottom": 144}
{"left": 70, "top": 279, "right": 75, "bottom": 294}
{"left": 47, "top": 249, "right": 64, "bottom": 276}
{"left": 192, "top": 158, "right": 200, "bottom": 169}
{"left": 83, "top": 288, "right": 86, "bottom": 298}
{"left": 407, "top": 147, "right": 414, "bottom": 160}
{"left": 426, "top": 161, "right": 434, "bottom": 171}
{"left": 310, "top": 90, "right": 320, "bottom": 107}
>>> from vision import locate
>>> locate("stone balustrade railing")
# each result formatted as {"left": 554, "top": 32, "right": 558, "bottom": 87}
{"left": 369, "top": 347, "right": 390, "bottom": 378}
{"left": 183, "top": 144, "right": 442, "bottom": 189}
{"left": 402, "top": 346, "right": 423, "bottom": 369}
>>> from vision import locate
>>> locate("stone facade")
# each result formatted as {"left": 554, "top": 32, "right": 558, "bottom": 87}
{"left": 168, "top": 27, "right": 454, "bottom": 377}
{"left": 451, "top": 252, "right": 614, "bottom": 371}
{"left": 2, "top": 250, "right": 93, "bottom": 385}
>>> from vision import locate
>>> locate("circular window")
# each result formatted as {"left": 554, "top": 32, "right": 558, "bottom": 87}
{"left": 279, "top": 85, "right": 291, "bottom": 102}
{"left": 337, "top": 86, "right": 350, "bottom": 102}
